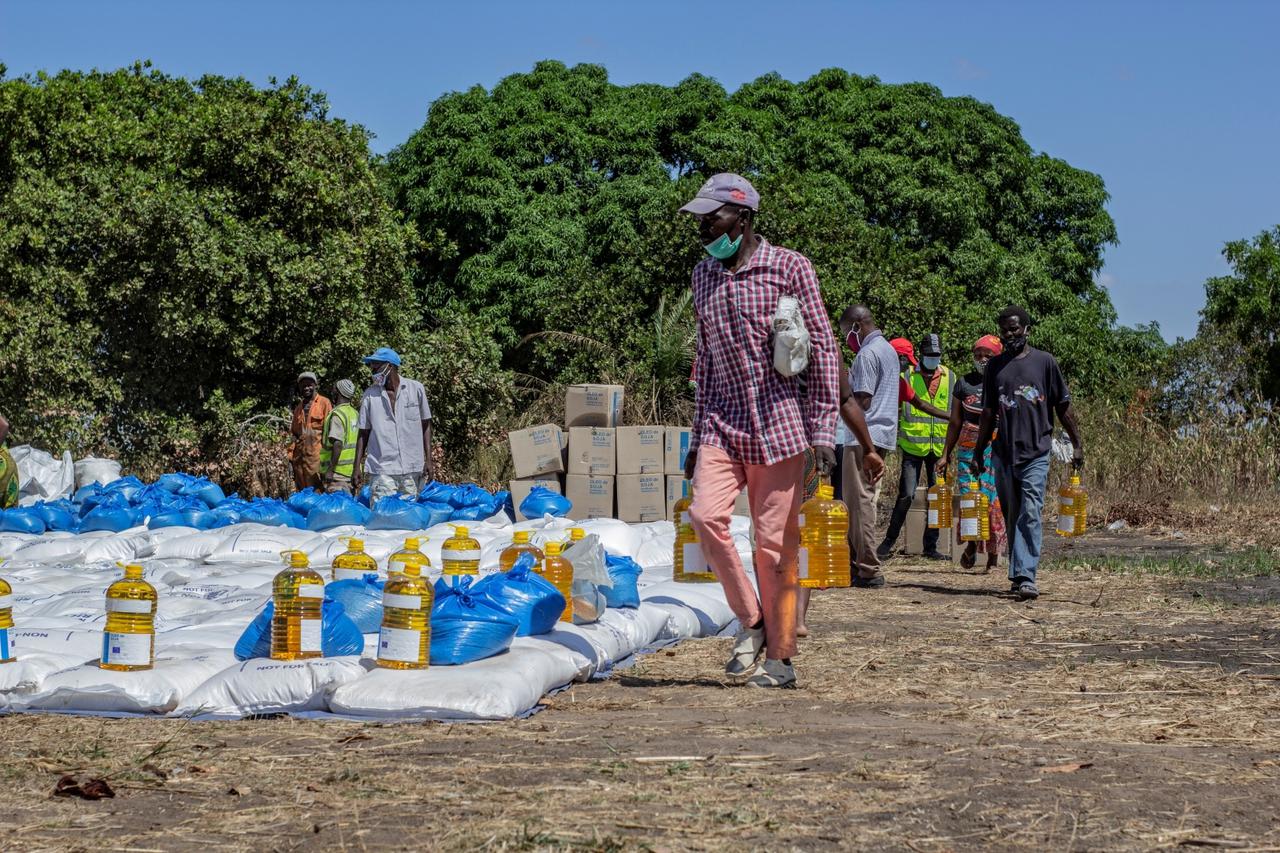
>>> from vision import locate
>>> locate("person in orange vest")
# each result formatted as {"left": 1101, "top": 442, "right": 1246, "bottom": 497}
{"left": 289, "top": 371, "right": 332, "bottom": 491}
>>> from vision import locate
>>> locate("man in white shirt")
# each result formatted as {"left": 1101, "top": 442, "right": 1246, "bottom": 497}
{"left": 352, "top": 347, "right": 435, "bottom": 505}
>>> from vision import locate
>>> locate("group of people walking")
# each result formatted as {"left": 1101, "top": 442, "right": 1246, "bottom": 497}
{"left": 680, "top": 173, "right": 1083, "bottom": 688}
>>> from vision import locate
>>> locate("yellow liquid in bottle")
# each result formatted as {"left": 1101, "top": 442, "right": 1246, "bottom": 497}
{"left": 332, "top": 538, "right": 379, "bottom": 581}
{"left": 387, "top": 538, "right": 431, "bottom": 577}
{"left": 499, "top": 530, "right": 544, "bottom": 572}
{"left": 537, "top": 541, "right": 574, "bottom": 623}
{"left": 798, "top": 483, "right": 851, "bottom": 589}
{"left": 377, "top": 563, "right": 433, "bottom": 669}
{"left": 101, "top": 564, "right": 157, "bottom": 671}
{"left": 927, "top": 475, "right": 953, "bottom": 530}
{"left": 673, "top": 488, "right": 716, "bottom": 583}
{"left": 1, "top": 576, "right": 16, "bottom": 664}
{"left": 959, "top": 481, "right": 991, "bottom": 542}
{"left": 442, "top": 526, "right": 481, "bottom": 585}
{"left": 1056, "top": 474, "right": 1088, "bottom": 537}
{"left": 270, "top": 552, "right": 325, "bottom": 661}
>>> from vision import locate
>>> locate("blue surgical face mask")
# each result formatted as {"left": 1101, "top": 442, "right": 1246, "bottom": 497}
{"left": 703, "top": 232, "right": 742, "bottom": 260}
{"left": 922, "top": 355, "right": 941, "bottom": 371}
{"left": 372, "top": 365, "right": 391, "bottom": 387}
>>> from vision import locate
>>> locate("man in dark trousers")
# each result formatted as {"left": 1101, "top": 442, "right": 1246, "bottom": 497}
{"left": 972, "top": 306, "right": 1084, "bottom": 600}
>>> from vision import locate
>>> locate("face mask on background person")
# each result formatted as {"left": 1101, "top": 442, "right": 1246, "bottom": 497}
{"left": 1003, "top": 332, "right": 1028, "bottom": 355}
{"left": 973, "top": 356, "right": 991, "bottom": 373}
{"left": 703, "top": 231, "right": 742, "bottom": 260}
{"left": 845, "top": 329, "right": 862, "bottom": 354}
{"left": 922, "top": 355, "right": 941, "bottom": 371}
{"left": 372, "top": 364, "right": 391, "bottom": 388}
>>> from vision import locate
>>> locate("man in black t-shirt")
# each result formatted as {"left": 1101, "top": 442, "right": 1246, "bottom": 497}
{"left": 972, "top": 306, "right": 1084, "bottom": 600}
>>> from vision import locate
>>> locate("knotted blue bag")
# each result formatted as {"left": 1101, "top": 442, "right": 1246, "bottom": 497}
{"left": 233, "top": 597, "right": 365, "bottom": 661}
{"left": 604, "top": 554, "right": 643, "bottom": 609}
{"left": 471, "top": 552, "right": 566, "bottom": 636}
{"left": 367, "top": 495, "right": 436, "bottom": 530}
{"left": 518, "top": 486, "right": 572, "bottom": 519}
{"left": 305, "top": 493, "right": 372, "bottom": 531}
{"left": 325, "top": 576, "right": 386, "bottom": 633}
{"left": 429, "top": 576, "right": 519, "bottom": 665}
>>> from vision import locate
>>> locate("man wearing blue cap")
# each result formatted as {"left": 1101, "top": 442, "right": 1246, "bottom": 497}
{"left": 352, "top": 347, "right": 435, "bottom": 504}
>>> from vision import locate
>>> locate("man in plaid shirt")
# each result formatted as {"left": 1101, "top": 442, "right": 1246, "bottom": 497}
{"left": 680, "top": 173, "right": 840, "bottom": 689}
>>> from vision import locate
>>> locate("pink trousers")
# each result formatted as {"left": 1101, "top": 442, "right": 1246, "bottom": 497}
{"left": 688, "top": 445, "right": 802, "bottom": 661}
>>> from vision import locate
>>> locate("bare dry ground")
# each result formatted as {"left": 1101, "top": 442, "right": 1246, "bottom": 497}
{"left": 3, "top": 530, "right": 1278, "bottom": 852}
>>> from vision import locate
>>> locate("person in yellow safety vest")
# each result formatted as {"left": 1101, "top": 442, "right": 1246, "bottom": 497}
{"left": 320, "top": 379, "right": 359, "bottom": 494}
{"left": 878, "top": 333, "right": 953, "bottom": 561}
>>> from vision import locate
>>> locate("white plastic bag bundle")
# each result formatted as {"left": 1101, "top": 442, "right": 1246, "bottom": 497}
{"left": 13, "top": 651, "right": 236, "bottom": 714}
{"left": 205, "top": 527, "right": 322, "bottom": 565}
{"left": 175, "top": 657, "right": 367, "bottom": 718}
{"left": 73, "top": 456, "right": 123, "bottom": 489}
{"left": 9, "top": 446, "right": 75, "bottom": 505}
{"left": 563, "top": 533, "right": 610, "bottom": 625}
{"left": 772, "top": 295, "right": 811, "bottom": 377}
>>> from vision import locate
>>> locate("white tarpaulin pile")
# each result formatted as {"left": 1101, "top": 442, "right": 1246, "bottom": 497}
{"left": 0, "top": 515, "right": 753, "bottom": 720}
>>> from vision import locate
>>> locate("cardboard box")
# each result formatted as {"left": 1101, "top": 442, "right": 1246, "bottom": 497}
{"left": 904, "top": 507, "right": 955, "bottom": 557}
{"left": 510, "top": 475, "right": 563, "bottom": 522}
{"left": 665, "top": 475, "right": 691, "bottom": 521}
{"left": 617, "top": 473, "right": 666, "bottom": 523}
{"left": 616, "top": 426, "right": 665, "bottom": 475}
{"left": 565, "top": 474, "right": 614, "bottom": 520}
{"left": 565, "top": 384, "right": 625, "bottom": 428}
{"left": 664, "top": 426, "right": 692, "bottom": 475}
{"left": 508, "top": 424, "right": 564, "bottom": 479}
{"left": 566, "top": 427, "right": 616, "bottom": 476}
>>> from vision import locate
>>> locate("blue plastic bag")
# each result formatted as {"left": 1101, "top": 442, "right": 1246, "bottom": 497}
{"left": 417, "top": 501, "right": 454, "bottom": 527}
{"left": 178, "top": 476, "right": 226, "bottom": 508}
{"left": 79, "top": 504, "right": 139, "bottom": 533}
{"left": 0, "top": 508, "right": 47, "bottom": 534}
{"left": 417, "top": 480, "right": 458, "bottom": 506}
{"left": 448, "top": 483, "right": 492, "bottom": 509}
{"left": 30, "top": 500, "right": 79, "bottom": 532}
{"left": 368, "top": 495, "right": 436, "bottom": 530}
{"left": 472, "top": 552, "right": 566, "bottom": 636}
{"left": 236, "top": 498, "right": 306, "bottom": 528}
{"left": 604, "top": 554, "right": 643, "bottom": 609}
{"left": 306, "top": 493, "right": 372, "bottom": 531}
{"left": 325, "top": 576, "right": 386, "bottom": 633}
{"left": 72, "top": 483, "right": 102, "bottom": 505}
{"left": 518, "top": 486, "right": 572, "bottom": 519}
{"left": 233, "top": 598, "right": 365, "bottom": 660}
{"left": 356, "top": 485, "right": 371, "bottom": 507}
{"left": 148, "top": 507, "right": 217, "bottom": 530}
{"left": 154, "top": 472, "right": 194, "bottom": 493}
{"left": 429, "top": 577, "right": 519, "bottom": 665}
{"left": 448, "top": 505, "right": 489, "bottom": 522}
{"left": 287, "top": 487, "right": 326, "bottom": 516}
{"left": 100, "top": 475, "right": 144, "bottom": 505}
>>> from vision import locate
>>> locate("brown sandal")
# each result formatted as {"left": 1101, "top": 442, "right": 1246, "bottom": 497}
{"left": 960, "top": 544, "right": 976, "bottom": 570}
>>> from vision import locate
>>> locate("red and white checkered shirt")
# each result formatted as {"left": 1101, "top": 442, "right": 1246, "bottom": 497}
{"left": 690, "top": 238, "right": 840, "bottom": 466}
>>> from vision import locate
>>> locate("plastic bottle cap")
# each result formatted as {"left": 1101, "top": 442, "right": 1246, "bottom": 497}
{"left": 454, "top": 526, "right": 469, "bottom": 537}
{"left": 124, "top": 564, "right": 144, "bottom": 578}
{"left": 513, "top": 531, "right": 530, "bottom": 544}
{"left": 545, "top": 541, "right": 563, "bottom": 556}
{"left": 569, "top": 528, "right": 585, "bottom": 541}
{"left": 289, "top": 552, "right": 309, "bottom": 568}
{"left": 816, "top": 484, "right": 834, "bottom": 500}
{"left": 404, "top": 538, "right": 420, "bottom": 549}
{"left": 348, "top": 538, "right": 364, "bottom": 550}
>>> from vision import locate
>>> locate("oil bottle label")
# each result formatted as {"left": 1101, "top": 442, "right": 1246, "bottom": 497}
{"left": 379, "top": 626, "right": 424, "bottom": 663}
{"left": 299, "top": 585, "right": 323, "bottom": 599}
{"left": 927, "top": 509, "right": 939, "bottom": 526}
{"left": 797, "top": 548, "right": 810, "bottom": 579}
{"left": 299, "top": 618, "right": 322, "bottom": 652}
{"left": 0, "top": 627, "right": 12, "bottom": 660}
{"left": 102, "top": 632, "right": 151, "bottom": 666}
{"left": 334, "top": 568, "right": 378, "bottom": 581}
{"left": 1060, "top": 497, "right": 1074, "bottom": 506}
{"left": 383, "top": 592, "right": 422, "bottom": 610}
{"left": 961, "top": 517, "right": 980, "bottom": 538}
{"left": 960, "top": 499, "right": 975, "bottom": 510}
{"left": 106, "top": 598, "right": 152, "bottom": 614}
{"left": 0, "top": 595, "right": 11, "bottom": 608}
{"left": 1057, "top": 514, "right": 1075, "bottom": 533}
{"left": 442, "top": 549, "right": 480, "bottom": 562}
{"left": 682, "top": 542, "right": 707, "bottom": 574}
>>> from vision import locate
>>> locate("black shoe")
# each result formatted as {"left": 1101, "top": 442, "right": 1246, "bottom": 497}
{"left": 853, "top": 575, "right": 886, "bottom": 589}
{"left": 922, "top": 550, "right": 948, "bottom": 561}
{"left": 1010, "top": 576, "right": 1031, "bottom": 594}
{"left": 875, "top": 539, "right": 894, "bottom": 560}
{"left": 1016, "top": 580, "right": 1040, "bottom": 600}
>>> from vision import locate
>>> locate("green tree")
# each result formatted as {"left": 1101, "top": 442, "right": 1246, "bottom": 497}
{"left": 388, "top": 61, "right": 1130, "bottom": 395}
{"left": 0, "top": 63, "right": 417, "bottom": 466}
{"left": 1202, "top": 226, "right": 1280, "bottom": 406}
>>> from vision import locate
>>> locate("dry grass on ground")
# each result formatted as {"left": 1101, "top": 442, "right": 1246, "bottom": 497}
{"left": 2, "top": 532, "right": 1278, "bottom": 852}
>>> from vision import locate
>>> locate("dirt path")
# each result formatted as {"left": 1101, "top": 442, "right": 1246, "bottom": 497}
{"left": 4, "top": 549, "right": 1278, "bottom": 852}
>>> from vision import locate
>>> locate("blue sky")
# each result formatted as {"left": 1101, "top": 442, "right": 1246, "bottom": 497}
{"left": 3, "top": 0, "right": 1276, "bottom": 340}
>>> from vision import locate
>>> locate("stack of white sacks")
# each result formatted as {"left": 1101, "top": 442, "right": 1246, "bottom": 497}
{"left": 0, "top": 513, "right": 754, "bottom": 720}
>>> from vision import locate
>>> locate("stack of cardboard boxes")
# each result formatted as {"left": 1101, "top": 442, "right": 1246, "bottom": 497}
{"left": 507, "top": 384, "right": 696, "bottom": 522}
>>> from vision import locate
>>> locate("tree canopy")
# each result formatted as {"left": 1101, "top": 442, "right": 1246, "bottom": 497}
{"left": 1201, "top": 225, "right": 1280, "bottom": 407}
{"left": 389, "top": 61, "right": 1130, "bottom": 393}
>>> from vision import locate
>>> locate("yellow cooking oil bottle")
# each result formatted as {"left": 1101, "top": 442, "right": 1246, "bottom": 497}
{"left": 331, "top": 537, "right": 379, "bottom": 581}
{"left": 569, "top": 527, "right": 586, "bottom": 544}
{"left": 441, "top": 525, "right": 481, "bottom": 586}
{"left": 537, "top": 541, "right": 574, "bottom": 623}
{"left": 673, "top": 486, "right": 715, "bottom": 583}
{"left": 958, "top": 480, "right": 991, "bottom": 543}
{"left": 0, "top": 574, "right": 15, "bottom": 664}
{"left": 377, "top": 557, "right": 433, "bottom": 669}
{"left": 927, "top": 474, "right": 953, "bottom": 530}
{"left": 798, "top": 481, "right": 851, "bottom": 588}
{"left": 100, "top": 563, "right": 158, "bottom": 671}
{"left": 270, "top": 551, "right": 325, "bottom": 661}
{"left": 1056, "top": 471, "right": 1088, "bottom": 537}
{"left": 387, "top": 537, "right": 430, "bottom": 577}
{"left": 499, "top": 530, "right": 544, "bottom": 572}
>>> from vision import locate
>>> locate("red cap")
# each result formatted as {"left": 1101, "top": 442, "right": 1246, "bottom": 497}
{"left": 973, "top": 334, "right": 1003, "bottom": 355}
{"left": 889, "top": 337, "right": 917, "bottom": 367}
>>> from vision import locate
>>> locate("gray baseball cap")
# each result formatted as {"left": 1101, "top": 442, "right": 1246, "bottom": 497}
{"left": 679, "top": 173, "right": 760, "bottom": 215}
{"left": 297, "top": 371, "right": 318, "bottom": 384}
